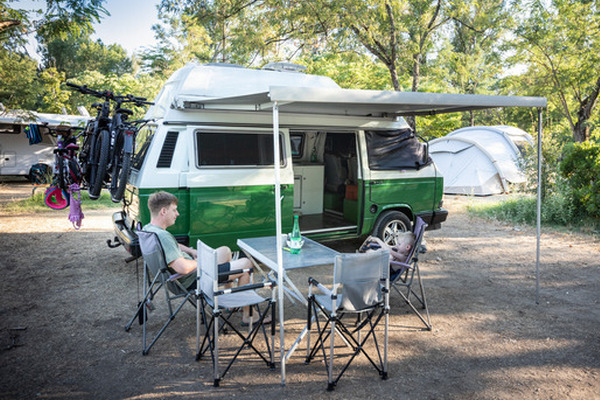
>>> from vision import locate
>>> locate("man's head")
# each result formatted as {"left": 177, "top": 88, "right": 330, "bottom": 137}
{"left": 148, "top": 191, "right": 179, "bottom": 228}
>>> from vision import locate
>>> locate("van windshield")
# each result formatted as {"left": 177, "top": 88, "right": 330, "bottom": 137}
{"left": 132, "top": 125, "right": 156, "bottom": 170}
{"left": 196, "top": 131, "right": 284, "bottom": 167}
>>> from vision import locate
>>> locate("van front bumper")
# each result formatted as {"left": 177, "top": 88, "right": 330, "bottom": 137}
{"left": 112, "top": 211, "right": 141, "bottom": 257}
{"left": 416, "top": 208, "right": 448, "bottom": 230}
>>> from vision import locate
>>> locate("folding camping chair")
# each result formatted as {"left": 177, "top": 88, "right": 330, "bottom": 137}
{"left": 195, "top": 240, "right": 277, "bottom": 387}
{"left": 305, "top": 250, "right": 390, "bottom": 391}
{"left": 388, "top": 216, "right": 431, "bottom": 330}
{"left": 125, "top": 230, "right": 196, "bottom": 355}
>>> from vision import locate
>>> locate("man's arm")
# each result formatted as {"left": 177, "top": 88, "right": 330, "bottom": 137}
{"left": 169, "top": 257, "right": 197, "bottom": 275}
{"left": 178, "top": 243, "right": 197, "bottom": 259}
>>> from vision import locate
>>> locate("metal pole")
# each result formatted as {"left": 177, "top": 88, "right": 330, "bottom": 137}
{"left": 272, "top": 102, "right": 286, "bottom": 385}
{"left": 536, "top": 108, "right": 543, "bottom": 304}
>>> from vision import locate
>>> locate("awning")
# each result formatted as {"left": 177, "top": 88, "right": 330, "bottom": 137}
{"left": 181, "top": 86, "right": 547, "bottom": 117}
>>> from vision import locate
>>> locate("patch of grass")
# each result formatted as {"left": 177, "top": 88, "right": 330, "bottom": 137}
{"left": 467, "top": 194, "right": 599, "bottom": 235}
{"left": 467, "top": 195, "right": 537, "bottom": 225}
{"left": 1, "top": 189, "right": 119, "bottom": 214}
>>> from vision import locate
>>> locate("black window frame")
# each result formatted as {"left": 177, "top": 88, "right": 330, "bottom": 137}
{"left": 195, "top": 130, "right": 286, "bottom": 168}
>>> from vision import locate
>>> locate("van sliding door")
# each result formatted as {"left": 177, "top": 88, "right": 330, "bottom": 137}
{"left": 186, "top": 126, "right": 294, "bottom": 249}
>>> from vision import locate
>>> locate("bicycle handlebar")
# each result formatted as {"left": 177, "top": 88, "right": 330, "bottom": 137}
{"left": 65, "top": 81, "right": 153, "bottom": 108}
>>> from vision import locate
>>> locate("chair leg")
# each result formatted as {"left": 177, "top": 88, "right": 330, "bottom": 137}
{"left": 199, "top": 301, "right": 275, "bottom": 385}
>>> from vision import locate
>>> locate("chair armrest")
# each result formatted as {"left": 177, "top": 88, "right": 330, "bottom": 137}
{"left": 215, "top": 280, "right": 276, "bottom": 296}
{"left": 308, "top": 277, "right": 333, "bottom": 297}
{"left": 167, "top": 273, "right": 184, "bottom": 281}
{"left": 390, "top": 260, "right": 411, "bottom": 272}
{"left": 219, "top": 266, "right": 253, "bottom": 278}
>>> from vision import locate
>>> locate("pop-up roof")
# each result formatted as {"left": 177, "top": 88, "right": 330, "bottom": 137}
{"left": 148, "top": 63, "right": 547, "bottom": 120}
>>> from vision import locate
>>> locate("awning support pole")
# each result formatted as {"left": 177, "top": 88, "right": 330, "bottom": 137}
{"left": 272, "top": 102, "right": 286, "bottom": 385}
{"left": 536, "top": 108, "right": 543, "bottom": 304}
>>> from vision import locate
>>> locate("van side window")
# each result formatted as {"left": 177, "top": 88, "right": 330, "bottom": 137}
{"left": 196, "top": 131, "right": 284, "bottom": 167}
{"left": 0, "top": 124, "right": 20, "bottom": 134}
{"left": 132, "top": 125, "right": 156, "bottom": 170}
{"left": 365, "top": 129, "right": 431, "bottom": 170}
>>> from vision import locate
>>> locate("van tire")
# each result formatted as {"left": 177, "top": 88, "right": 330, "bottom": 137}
{"left": 373, "top": 210, "right": 412, "bottom": 247}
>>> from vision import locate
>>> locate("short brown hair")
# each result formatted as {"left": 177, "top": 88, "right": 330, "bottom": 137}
{"left": 148, "top": 191, "right": 178, "bottom": 215}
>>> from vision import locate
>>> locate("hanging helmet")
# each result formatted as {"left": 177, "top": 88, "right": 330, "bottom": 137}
{"left": 44, "top": 185, "right": 70, "bottom": 210}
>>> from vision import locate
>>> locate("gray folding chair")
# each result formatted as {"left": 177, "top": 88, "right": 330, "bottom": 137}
{"left": 305, "top": 250, "right": 390, "bottom": 391}
{"left": 389, "top": 216, "right": 432, "bottom": 330}
{"left": 125, "top": 230, "right": 196, "bottom": 355}
{"left": 195, "top": 239, "right": 277, "bottom": 387}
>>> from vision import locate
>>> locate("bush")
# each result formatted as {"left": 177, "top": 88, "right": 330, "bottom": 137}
{"left": 560, "top": 141, "right": 600, "bottom": 220}
{"left": 467, "top": 190, "right": 590, "bottom": 229}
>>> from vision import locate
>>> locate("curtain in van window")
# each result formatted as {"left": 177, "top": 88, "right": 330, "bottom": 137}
{"left": 365, "top": 129, "right": 432, "bottom": 170}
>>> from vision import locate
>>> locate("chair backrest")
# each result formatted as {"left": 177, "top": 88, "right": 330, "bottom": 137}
{"left": 409, "top": 216, "right": 427, "bottom": 259}
{"left": 138, "top": 230, "right": 188, "bottom": 295}
{"left": 197, "top": 240, "right": 219, "bottom": 302}
{"left": 334, "top": 250, "right": 389, "bottom": 312}
{"left": 137, "top": 231, "right": 168, "bottom": 279}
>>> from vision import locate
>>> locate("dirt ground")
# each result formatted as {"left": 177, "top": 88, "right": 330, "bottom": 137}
{"left": 0, "top": 181, "right": 599, "bottom": 399}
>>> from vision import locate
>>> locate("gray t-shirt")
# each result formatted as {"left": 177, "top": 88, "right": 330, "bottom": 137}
{"left": 143, "top": 224, "right": 196, "bottom": 289}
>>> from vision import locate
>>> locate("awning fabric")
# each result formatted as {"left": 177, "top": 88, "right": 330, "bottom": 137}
{"left": 184, "top": 86, "right": 547, "bottom": 117}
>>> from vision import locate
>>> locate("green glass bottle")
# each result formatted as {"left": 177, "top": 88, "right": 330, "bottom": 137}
{"left": 290, "top": 215, "right": 301, "bottom": 254}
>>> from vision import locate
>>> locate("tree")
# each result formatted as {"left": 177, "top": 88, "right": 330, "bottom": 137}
{"left": 43, "top": 33, "right": 133, "bottom": 78}
{"left": 513, "top": 0, "right": 600, "bottom": 142}
{"left": 156, "top": 0, "right": 286, "bottom": 67}
{"left": 0, "top": 0, "right": 110, "bottom": 111}
{"left": 438, "top": 0, "right": 511, "bottom": 126}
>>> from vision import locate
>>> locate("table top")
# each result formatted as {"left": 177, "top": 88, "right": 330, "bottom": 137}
{"left": 237, "top": 236, "right": 339, "bottom": 271}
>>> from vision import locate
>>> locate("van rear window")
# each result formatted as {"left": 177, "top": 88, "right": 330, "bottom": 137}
{"left": 196, "top": 131, "right": 284, "bottom": 167}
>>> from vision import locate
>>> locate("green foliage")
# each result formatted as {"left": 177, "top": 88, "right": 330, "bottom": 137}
{"left": 0, "top": 48, "right": 40, "bottom": 109}
{"left": 302, "top": 53, "right": 394, "bottom": 90}
{"left": 560, "top": 141, "right": 600, "bottom": 219}
{"left": 510, "top": 0, "right": 600, "bottom": 142}
{"left": 43, "top": 34, "right": 133, "bottom": 78}
{"left": 38, "top": 67, "right": 70, "bottom": 113}
{"left": 466, "top": 192, "right": 586, "bottom": 229}
{"left": 35, "top": 0, "right": 108, "bottom": 42}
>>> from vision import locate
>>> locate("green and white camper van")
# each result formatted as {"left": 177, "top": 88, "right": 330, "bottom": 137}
{"left": 112, "top": 63, "right": 447, "bottom": 255}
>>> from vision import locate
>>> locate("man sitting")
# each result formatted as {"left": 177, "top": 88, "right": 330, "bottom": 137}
{"left": 143, "top": 191, "right": 270, "bottom": 325}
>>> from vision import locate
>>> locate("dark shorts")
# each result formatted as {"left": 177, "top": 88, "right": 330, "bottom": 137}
{"left": 218, "top": 262, "right": 231, "bottom": 283}
{"left": 185, "top": 262, "right": 232, "bottom": 290}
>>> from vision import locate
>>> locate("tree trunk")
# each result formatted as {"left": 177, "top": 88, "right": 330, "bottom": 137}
{"left": 572, "top": 76, "right": 600, "bottom": 142}
{"left": 404, "top": 53, "right": 421, "bottom": 131}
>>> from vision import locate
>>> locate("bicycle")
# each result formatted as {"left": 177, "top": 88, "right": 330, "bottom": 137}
{"left": 66, "top": 82, "right": 115, "bottom": 199}
{"left": 105, "top": 95, "right": 153, "bottom": 202}
{"left": 43, "top": 125, "right": 85, "bottom": 209}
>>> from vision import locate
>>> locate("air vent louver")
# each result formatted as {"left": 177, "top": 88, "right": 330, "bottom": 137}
{"left": 156, "top": 131, "right": 179, "bottom": 168}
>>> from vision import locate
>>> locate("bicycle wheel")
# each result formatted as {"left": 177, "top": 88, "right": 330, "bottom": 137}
{"left": 111, "top": 152, "right": 131, "bottom": 203}
{"left": 56, "top": 153, "right": 66, "bottom": 190}
{"left": 89, "top": 129, "right": 110, "bottom": 199}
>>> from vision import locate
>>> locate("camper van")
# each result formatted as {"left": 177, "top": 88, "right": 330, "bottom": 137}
{"left": 112, "top": 63, "right": 447, "bottom": 255}
{"left": 0, "top": 112, "right": 88, "bottom": 179}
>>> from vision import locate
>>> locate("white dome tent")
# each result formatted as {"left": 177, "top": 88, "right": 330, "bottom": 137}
{"left": 429, "top": 125, "right": 533, "bottom": 195}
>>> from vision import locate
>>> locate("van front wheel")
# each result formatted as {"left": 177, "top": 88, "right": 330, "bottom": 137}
{"left": 373, "top": 211, "right": 412, "bottom": 247}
